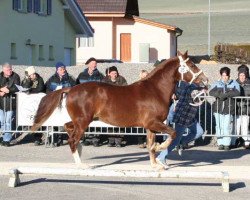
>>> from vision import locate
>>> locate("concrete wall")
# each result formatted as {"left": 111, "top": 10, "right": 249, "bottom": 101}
{"left": 0, "top": 63, "right": 242, "bottom": 86}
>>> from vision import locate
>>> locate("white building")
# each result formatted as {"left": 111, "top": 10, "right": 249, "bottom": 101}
{"left": 76, "top": 0, "right": 182, "bottom": 64}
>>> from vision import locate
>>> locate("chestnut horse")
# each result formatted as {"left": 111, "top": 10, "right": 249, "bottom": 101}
{"left": 31, "top": 51, "right": 208, "bottom": 169}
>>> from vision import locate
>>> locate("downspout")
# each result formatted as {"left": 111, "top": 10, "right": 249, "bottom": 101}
{"left": 175, "top": 28, "right": 183, "bottom": 56}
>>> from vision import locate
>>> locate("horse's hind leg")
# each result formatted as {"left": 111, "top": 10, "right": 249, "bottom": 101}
{"left": 146, "top": 129, "right": 157, "bottom": 168}
{"left": 64, "top": 121, "right": 82, "bottom": 164}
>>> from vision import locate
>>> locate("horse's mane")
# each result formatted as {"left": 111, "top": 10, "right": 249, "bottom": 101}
{"left": 138, "top": 56, "right": 178, "bottom": 82}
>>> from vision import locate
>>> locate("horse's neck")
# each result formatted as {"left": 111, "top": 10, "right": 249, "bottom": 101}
{"left": 151, "top": 59, "right": 179, "bottom": 87}
{"left": 148, "top": 59, "right": 179, "bottom": 102}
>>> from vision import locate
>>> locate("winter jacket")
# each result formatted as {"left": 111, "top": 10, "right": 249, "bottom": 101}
{"left": 102, "top": 75, "right": 127, "bottom": 86}
{"left": 76, "top": 68, "right": 104, "bottom": 84}
{"left": 210, "top": 79, "right": 240, "bottom": 115}
{"left": 45, "top": 72, "right": 76, "bottom": 93}
{"left": 0, "top": 71, "right": 20, "bottom": 111}
{"left": 21, "top": 73, "right": 45, "bottom": 94}
{"left": 236, "top": 78, "right": 250, "bottom": 115}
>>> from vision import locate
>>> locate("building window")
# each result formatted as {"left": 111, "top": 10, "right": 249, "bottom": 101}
{"left": 49, "top": 45, "right": 54, "bottom": 61}
{"left": 78, "top": 36, "right": 94, "bottom": 47}
{"left": 39, "top": 0, "right": 47, "bottom": 14}
{"left": 10, "top": 43, "right": 17, "bottom": 59}
{"left": 38, "top": 45, "right": 44, "bottom": 60}
{"left": 34, "top": 0, "right": 52, "bottom": 15}
{"left": 13, "top": 0, "right": 33, "bottom": 13}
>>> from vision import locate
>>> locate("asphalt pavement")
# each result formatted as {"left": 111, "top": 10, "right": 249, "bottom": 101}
{"left": 1, "top": 140, "right": 250, "bottom": 199}
{"left": 0, "top": 140, "right": 250, "bottom": 179}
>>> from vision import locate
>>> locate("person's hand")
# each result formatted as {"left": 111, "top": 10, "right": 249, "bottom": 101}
{"left": 88, "top": 69, "right": 94, "bottom": 76}
{"left": 25, "top": 71, "right": 30, "bottom": 79}
{"left": 0, "top": 86, "right": 9, "bottom": 93}
{"left": 0, "top": 91, "right": 5, "bottom": 96}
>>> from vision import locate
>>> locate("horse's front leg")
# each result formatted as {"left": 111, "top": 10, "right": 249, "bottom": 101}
{"left": 155, "top": 125, "right": 176, "bottom": 152}
{"left": 146, "top": 122, "right": 176, "bottom": 152}
{"left": 146, "top": 130, "right": 157, "bottom": 168}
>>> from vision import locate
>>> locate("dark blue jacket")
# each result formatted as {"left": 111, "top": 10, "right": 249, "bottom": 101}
{"left": 46, "top": 72, "right": 76, "bottom": 93}
{"left": 76, "top": 68, "right": 104, "bottom": 84}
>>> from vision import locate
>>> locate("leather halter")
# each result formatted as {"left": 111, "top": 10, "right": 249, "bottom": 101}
{"left": 178, "top": 56, "right": 203, "bottom": 84}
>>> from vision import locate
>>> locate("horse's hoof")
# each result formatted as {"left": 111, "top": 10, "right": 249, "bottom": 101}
{"left": 156, "top": 164, "right": 168, "bottom": 171}
{"left": 156, "top": 158, "right": 169, "bottom": 170}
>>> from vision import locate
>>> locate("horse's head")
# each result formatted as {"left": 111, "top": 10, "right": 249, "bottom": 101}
{"left": 177, "top": 51, "right": 208, "bottom": 87}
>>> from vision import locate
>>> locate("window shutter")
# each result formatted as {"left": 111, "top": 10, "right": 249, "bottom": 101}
{"left": 47, "top": 0, "right": 52, "bottom": 15}
{"left": 34, "top": 0, "right": 40, "bottom": 13}
{"left": 12, "top": 0, "right": 19, "bottom": 11}
{"left": 27, "top": 0, "right": 33, "bottom": 12}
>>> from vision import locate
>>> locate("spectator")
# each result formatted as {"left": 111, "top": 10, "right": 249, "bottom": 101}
{"left": 154, "top": 81, "right": 205, "bottom": 169}
{"left": 103, "top": 66, "right": 127, "bottom": 147}
{"left": 137, "top": 70, "right": 149, "bottom": 148}
{"left": 235, "top": 66, "right": 250, "bottom": 149}
{"left": 21, "top": 66, "right": 45, "bottom": 94}
{"left": 0, "top": 63, "right": 20, "bottom": 147}
{"left": 238, "top": 64, "right": 249, "bottom": 78}
{"left": 76, "top": 57, "right": 104, "bottom": 84}
{"left": 77, "top": 57, "right": 104, "bottom": 147}
{"left": 210, "top": 67, "right": 240, "bottom": 150}
{"left": 21, "top": 66, "right": 45, "bottom": 146}
{"left": 103, "top": 66, "right": 127, "bottom": 86}
{"left": 45, "top": 62, "right": 76, "bottom": 146}
{"left": 46, "top": 62, "right": 75, "bottom": 93}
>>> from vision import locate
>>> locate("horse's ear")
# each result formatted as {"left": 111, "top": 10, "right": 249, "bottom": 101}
{"left": 183, "top": 50, "right": 188, "bottom": 58}
{"left": 177, "top": 50, "right": 182, "bottom": 56}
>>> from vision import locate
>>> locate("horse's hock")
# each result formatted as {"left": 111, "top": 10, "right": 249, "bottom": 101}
{"left": 8, "top": 167, "right": 230, "bottom": 192}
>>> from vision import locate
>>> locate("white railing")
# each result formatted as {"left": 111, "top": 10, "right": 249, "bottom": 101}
{"left": 1, "top": 93, "right": 250, "bottom": 145}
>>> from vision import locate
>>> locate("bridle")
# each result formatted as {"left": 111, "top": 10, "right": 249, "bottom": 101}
{"left": 178, "top": 55, "right": 207, "bottom": 106}
{"left": 178, "top": 56, "right": 203, "bottom": 84}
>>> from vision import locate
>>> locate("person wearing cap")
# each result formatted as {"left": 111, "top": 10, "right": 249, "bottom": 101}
{"left": 235, "top": 65, "right": 250, "bottom": 149}
{"left": 76, "top": 57, "right": 104, "bottom": 147}
{"left": 238, "top": 64, "right": 249, "bottom": 78}
{"left": 21, "top": 66, "right": 45, "bottom": 94}
{"left": 102, "top": 66, "right": 127, "bottom": 86}
{"left": 102, "top": 66, "right": 127, "bottom": 147}
{"left": 21, "top": 66, "right": 45, "bottom": 146}
{"left": 45, "top": 62, "right": 76, "bottom": 146}
{"left": 46, "top": 62, "right": 76, "bottom": 93}
{"left": 0, "top": 62, "right": 20, "bottom": 147}
{"left": 76, "top": 57, "right": 104, "bottom": 84}
{"left": 210, "top": 67, "right": 240, "bottom": 150}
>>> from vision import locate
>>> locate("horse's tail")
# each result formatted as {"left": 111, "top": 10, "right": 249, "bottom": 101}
{"left": 31, "top": 87, "right": 71, "bottom": 132}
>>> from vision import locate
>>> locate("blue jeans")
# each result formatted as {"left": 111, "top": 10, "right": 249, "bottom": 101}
{"left": 157, "top": 122, "right": 204, "bottom": 162}
{"left": 0, "top": 109, "right": 14, "bottom": 142}
{"left": 167, "top": 103, "right": 175, "bottom": 125}
{"left": 163, "top": 103, "right": 176, "bottom": 140}
{"left": 214, "top": 113, "right": 233, "bottom": 146}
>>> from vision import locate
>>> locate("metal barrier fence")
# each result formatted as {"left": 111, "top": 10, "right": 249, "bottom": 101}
{"left": 1, "top": 93, "right": 250, "bottom": 146}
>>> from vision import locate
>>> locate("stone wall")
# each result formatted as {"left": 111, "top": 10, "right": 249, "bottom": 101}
{"left": 0, "top": 63, "right": 243, "bottom": 85}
